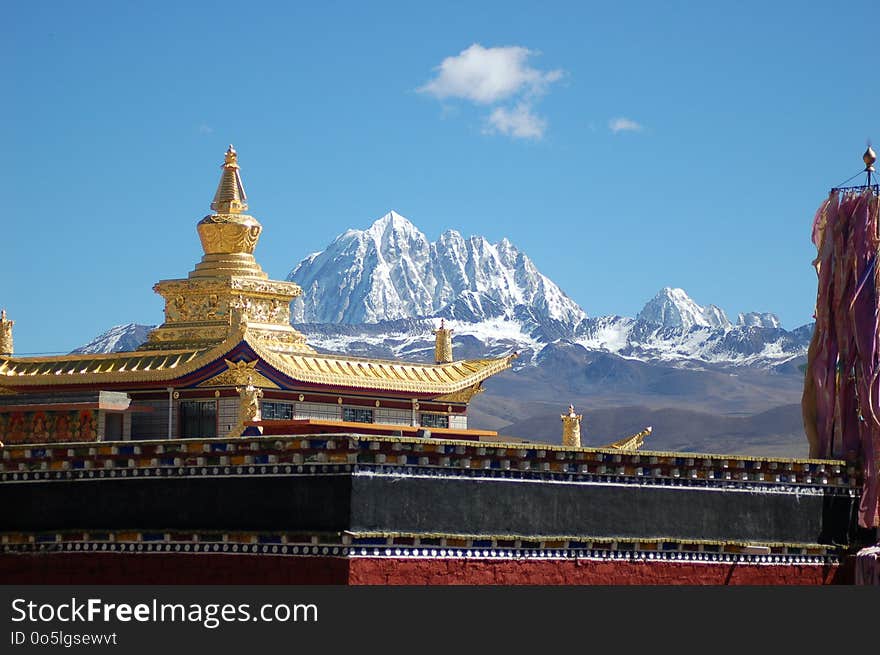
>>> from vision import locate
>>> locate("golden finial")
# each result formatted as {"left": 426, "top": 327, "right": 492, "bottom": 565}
{"left": 864, "top": 145, "right": 877, "bottom": 172}
{"left": 0, "top": 308, "right": 13, "bottom": 356}
{"left": 224, "top": 144, "right": 238, "bottom": 167}
{"left": 561, "top": 404, "right": 582, "bottom": 447}
{"left": 211, "top": 144, "right": 248, "bottom": 214}
{"left": 433, "top": 319, "right": 453, "bottom": 363}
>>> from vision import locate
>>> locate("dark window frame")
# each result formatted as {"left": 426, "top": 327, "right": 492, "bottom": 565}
{"left": 343, "top": 406, "right": 374, "bottom": 424}
{"left": 261, "top": 401, "right": 294, "bottom": 420}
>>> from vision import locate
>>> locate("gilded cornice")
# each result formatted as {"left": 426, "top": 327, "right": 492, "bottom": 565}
{"left": 153, "top": 277, "right": 302, "bottom": 297}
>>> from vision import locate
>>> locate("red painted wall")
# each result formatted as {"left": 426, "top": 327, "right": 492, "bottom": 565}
{"left": 349, "top": 558, "right": 853, "bottom": 585}
{"left": 0, "top": 554, "right": 854, "bottom": 585}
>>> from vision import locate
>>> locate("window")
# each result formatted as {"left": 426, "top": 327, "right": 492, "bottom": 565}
{"left": 104, "top": 412, "right": 123, "bottom": 440}
{"left": 343, "top": 407, "right": 374, "bottom": 424}
{"left": 179, "top": 400, "right": 216, "bottom": 439}
{"left": 420, "top": 413, "right": 449, "bottom": 429}
{"left": 261, "top": 401, "right": 293, "bottom": 420}
{"left": 295, "top": 403, "right": 341, "bottom": 421}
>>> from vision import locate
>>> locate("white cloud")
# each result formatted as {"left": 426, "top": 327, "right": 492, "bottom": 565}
{"left": 419, "top": 43, "right": 562, "bottom": 140}
{"left": 485, "top": 103, "right": 546, "bottom": 139}
{"left": 608, "top": 117, "right": 643, "bottom": 134}
{"left": 419, "top": 44, "right": 562, "bottom": 104}
{"left": 198, "top": 124, "right": 214, "bottom": 135}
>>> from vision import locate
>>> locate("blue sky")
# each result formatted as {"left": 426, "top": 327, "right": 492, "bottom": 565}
{"left": 3, "top": 1, "right": 878, "bottom": 354}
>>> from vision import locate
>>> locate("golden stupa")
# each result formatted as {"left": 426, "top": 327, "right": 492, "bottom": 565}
{"left": 143, "top": 145, "right": 314, "bottom": 353}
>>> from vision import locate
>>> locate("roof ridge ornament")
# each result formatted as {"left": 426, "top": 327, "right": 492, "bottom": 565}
{"left": 561, "top": 404, "right": 582, "bottom": 447}
{"left": 433, "top": 319, "right": 453, "bottom": 364}
{"left": 0, "top": 309, "right": 13, "bottom": 356}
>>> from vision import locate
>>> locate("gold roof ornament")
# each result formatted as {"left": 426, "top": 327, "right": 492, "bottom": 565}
{"left": 606, "top": 426, "right": 653, "bottom": 451}
{"left": 229, "top": 381, "right": 264, "bottom": 438}
{"left": 561, "top": 404, "right": 582, "bottom": 448}
{"left": 0, "top": 309, "right": 13, "bottom": 356}
{"left": 434, "top": 319, "right": 454, "bottom": 364}
{"left": 198, "top": 359, "right": 279, "bottom": 389}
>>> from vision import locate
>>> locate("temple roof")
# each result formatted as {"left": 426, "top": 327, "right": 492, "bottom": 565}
{"left": 0, "top": 344, "right": 219, "bottom": 386}
{"left": 0, "top": 327, "right": 516, "bottom": 395}
{"left": 250, "top": 344, "right": 516, "bottom": 394}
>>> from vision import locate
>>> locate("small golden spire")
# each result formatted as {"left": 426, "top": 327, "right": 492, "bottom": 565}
{"left": 864, "top": 145, "right": 877, "bottom": 172}
{"left": 211, "top": 145, "right": 248, "bottom": 214}
{"left": 433, "top": 319, "right": 454, "bottom": 363}
{"left": 0, "top": 309, "right": 13, "bottom": 356}
{"left": 194, "top": 145, "right": 263, "bottom": 262}
{"left": 561, "top": 404, "right": 582, "bottom": 447}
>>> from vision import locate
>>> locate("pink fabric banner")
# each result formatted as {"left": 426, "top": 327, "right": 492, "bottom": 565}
{"left": 804, "top": 189, "right": 880, "bottom": 528}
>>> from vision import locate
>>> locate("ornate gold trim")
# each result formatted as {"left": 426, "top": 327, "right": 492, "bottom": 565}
{"left": 198, "top": 359, "right": 279, "bottom": 389}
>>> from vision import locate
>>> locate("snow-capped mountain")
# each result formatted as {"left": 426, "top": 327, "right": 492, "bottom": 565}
{"left": 288, "top": 211, "right": 586, "bottom": 328}
{"left": 737, "top": 312, "right": 782, "bottom": 329}
{"left": 637, "top": 287, "right": 731, "bottom": 330}
{"left": 75, "top": 214, "right": 810, "bottom": 371}
{"left": 571, "top": 289, "right": 800, "bottom": 367}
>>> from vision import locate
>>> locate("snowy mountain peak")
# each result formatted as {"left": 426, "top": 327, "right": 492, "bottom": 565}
{"left": 637, "top": 287, "right": 732, "bottom": 331}
{"left": 366, "top": 210, "right": 420, "bottom": 238}
{"left": 737, "top": 312, "right": 782, "bottom": 329}
{"left": 288, "top": 212, "right": 586, "bottom": 327}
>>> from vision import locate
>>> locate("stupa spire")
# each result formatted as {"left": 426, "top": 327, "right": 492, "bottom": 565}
{"left": 211, "top": 145, "right": 248, "bottom": 214}
{"left": 143, "top": 146, "right": 312, "bottom": 354}
{"left": 195, "top": 146, "right": 263, "bottom": 266}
